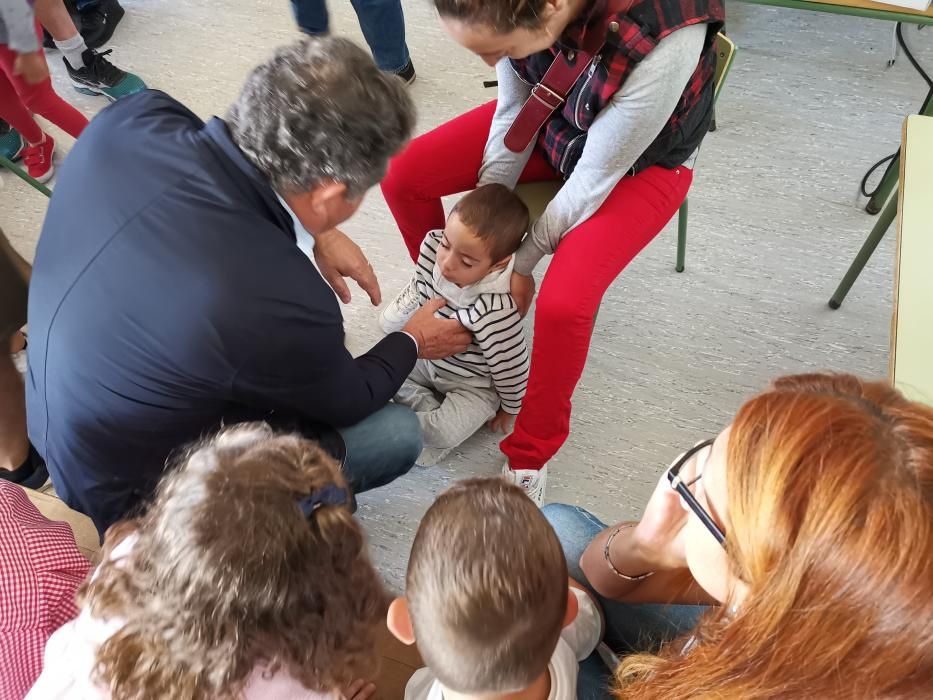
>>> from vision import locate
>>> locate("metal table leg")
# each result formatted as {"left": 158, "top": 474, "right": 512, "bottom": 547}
{"left": 829, "top": 189, "right": 898, "bottom": 309}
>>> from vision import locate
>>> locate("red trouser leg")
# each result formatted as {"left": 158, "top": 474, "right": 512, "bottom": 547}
{"left": 0, "top": 34, "right": 88, "bottom": 140}
{"left": 0, "top": 60, "right": 43, "bottom": 143}
{"left": 381, "top": 100, "right": 558, "bottom": 261}
{"left": 501, "top": 165, "right": 694, "bottom": 470}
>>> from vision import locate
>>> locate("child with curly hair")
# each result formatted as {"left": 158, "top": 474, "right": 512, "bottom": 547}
{"left": 27, "top": 423, "right": 386, "bottom": 699}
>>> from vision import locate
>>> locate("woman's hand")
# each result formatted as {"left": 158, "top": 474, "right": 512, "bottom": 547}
{"left": 313, "top": 228, "right": 381, "bottom": 305}
{"left": 487, "top": 408, "right": 515, "bottom": 434}
{"left": 340, "top": 679, "right": 376, "bottom": 700}
{"left": 13, "top": 52, "right": 50, "bottom": 85}
{"left": 510, "top": 271, "right": 535, "bottom": 318}
{"left": 580, "top": 450, "right": 699, "bottom": 601}
{"left": 631, "top": 459, "right": 693, "bottom": 572}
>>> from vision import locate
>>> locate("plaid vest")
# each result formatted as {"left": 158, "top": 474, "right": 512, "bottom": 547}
{"left": 510, "top": 0, "right": 725, "bottom": 176}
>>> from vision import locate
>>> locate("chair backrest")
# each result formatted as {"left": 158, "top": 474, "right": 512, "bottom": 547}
{"left": 713, "top": 32, "right": 737, "bottom": 104}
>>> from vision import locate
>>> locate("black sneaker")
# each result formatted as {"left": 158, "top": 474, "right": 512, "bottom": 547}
{"left": 0, "top": 445, "right": 49, "bottom": 491}
{"left": 393, "top": 59, "right": 416, "bottom": 86}
{"left": 65, "top": 48, "right": 146, "bottom": 102}
{"left": 78, "top": 0, "right": 125, "bottom": 50}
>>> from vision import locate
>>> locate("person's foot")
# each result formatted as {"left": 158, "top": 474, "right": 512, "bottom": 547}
{"left": 78, "top": 0, "right": 125, "bottom": 50}
{"left": 0, "top": 445, "right": 49, "bottom": 491}
{"left": 379, "top": 278, "right": 422, "bottom": 333}
{"left": 23, "top": 135, "right": 55, "bottom": 184}
{"left": 65, "top": 48, "right": 146, "bottom": 102}
{"left": 393, "top": 59, "right": 416, "bottom": 86}
{"left": 502, "top": 462, "right": 548, "bottom": 506}
{"left": 0, "top": 120, "right": 24, "bottom": 161}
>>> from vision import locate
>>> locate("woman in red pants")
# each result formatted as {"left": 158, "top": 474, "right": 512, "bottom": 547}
{"left": 0, "top": 0, "right": 88, "bottom": 182}
{"left": 381, "top": 0, "right": 724, "bottom": 503}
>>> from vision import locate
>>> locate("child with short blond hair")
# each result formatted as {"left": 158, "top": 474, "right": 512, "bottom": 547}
{"left": 388, "top": 477, "right": 603, "bottom": 699}
{"left": 27, "top": 423, "right": 385, "bottom": 699}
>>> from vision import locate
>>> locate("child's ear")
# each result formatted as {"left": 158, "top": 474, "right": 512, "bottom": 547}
{"left": 562, "top": 587, "right": 580, "bottom": 628}
{"left": 490, "top": 255, "right": 512, "bottom": 272}
{"left": 387, "top": 597, "right": 417, "bottom": 645}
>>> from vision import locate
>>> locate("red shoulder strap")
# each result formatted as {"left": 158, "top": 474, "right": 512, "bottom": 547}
{"left": 502, "top": 0, "right": 635, "bottom": 154}
{"left": 503, "top": 50, "right": 594, "bottom": 153}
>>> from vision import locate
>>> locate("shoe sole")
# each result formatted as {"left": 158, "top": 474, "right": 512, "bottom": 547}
{"left": 73, "top": 83, "right": 118, "bottom": 102}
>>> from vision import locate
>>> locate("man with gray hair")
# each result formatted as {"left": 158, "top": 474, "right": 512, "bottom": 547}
{"left": 26, "top": 37, "right": 470, "bottom": 534}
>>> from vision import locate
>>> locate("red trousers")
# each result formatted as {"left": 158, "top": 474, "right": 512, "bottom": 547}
{"left": 0, "top": 25, "right": 88, "bottom": 143}
{"left": 382, "top": 101, "right": 692, "bottom": 470}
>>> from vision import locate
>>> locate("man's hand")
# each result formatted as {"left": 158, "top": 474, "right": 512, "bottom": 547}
{"left": 313, "top": 228, "right": 381, "bottom": 305}
{"left": 488, "top": 408, "right": 515, "bottom": 434}
{"left": 402, "top": 298, "right": 471, "bottom": 360}
{"left": 510, "top": 271, "right": 535, "bottom": 318}
{"left": 13, "top": 52, "right": 49, "bottom": 85}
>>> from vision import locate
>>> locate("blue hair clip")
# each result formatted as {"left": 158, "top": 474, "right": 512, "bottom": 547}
{"left": 298, "top": 484, "right": 349, "bottom": 518}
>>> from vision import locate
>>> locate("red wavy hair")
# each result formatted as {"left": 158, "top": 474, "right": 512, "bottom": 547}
{"left": 616, "top": 373, "right": 933, "bottom": 698}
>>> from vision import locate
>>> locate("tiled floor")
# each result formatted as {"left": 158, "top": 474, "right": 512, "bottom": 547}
{"left": 4, "top": 1, "right": 931, "bottom": 590}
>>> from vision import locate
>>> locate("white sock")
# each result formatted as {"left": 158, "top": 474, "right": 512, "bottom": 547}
{"left": 54, "top": 33, "right": 88, "bottom": 69}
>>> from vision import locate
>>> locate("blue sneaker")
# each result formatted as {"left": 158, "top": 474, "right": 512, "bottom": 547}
{"left": 65, "top": 48, "right": 146, "bottom": 102}
{"left": 0, "top": 120, "right": 25, "bottom": 161}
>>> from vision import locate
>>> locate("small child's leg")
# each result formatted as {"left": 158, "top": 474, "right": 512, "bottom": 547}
{"left": 393, "top": 361, "right": 440, "bottom": 413}
{"left": 0, "top": 66, "right": 43, "bottom": 144}
{"left": 416, "top": 385, "right": 500, "bottom": 464}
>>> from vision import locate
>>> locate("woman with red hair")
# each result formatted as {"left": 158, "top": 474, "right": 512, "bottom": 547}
{"left": 546, "top": 373, "right": 933, "bottom": 698}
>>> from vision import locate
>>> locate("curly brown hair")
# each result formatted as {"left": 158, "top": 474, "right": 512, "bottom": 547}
{"left": 79, "top": 423, "right": 388, "bottom": 699}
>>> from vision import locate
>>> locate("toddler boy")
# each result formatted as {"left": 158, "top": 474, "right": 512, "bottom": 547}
{"left": 381, "top": 184, "right": 531, "bottom": 469}
{"left": 387, "top": 477, "right": 603, "bottom": 699}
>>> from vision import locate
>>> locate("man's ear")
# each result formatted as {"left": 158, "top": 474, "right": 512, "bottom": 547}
{"left": 387, "top": 597, "right": 416, "bottom": 645}
{"left": 562, "top": 587, "right": 579, "bottom": 628}
{"left": 283, "top": 181, "right": 349, "bottom": 233}
{"left": 307, "top": 181, "right": 349, "bottom": 219}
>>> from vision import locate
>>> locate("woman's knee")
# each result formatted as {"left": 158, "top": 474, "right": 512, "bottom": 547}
{"left": 535, "top": 287, "right": 598, "bottom": 331}
{"left": 542, "top": 503, "right": 606, "bottom": 578}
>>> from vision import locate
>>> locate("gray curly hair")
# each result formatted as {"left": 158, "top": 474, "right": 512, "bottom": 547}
{"left": 227, "top": 36, "right": 415, "bottom": 198}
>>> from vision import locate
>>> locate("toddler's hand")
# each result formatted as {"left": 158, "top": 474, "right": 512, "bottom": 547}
{"left": 487, "top": 409, "right": 515, "bottom": 434}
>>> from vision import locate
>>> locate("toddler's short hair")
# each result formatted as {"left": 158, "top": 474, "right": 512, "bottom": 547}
{"left": 406, "top": 477, "right": 568, "bottom": 694}
{"left": 450, "top": 184, "right": 530, "bottom": 262}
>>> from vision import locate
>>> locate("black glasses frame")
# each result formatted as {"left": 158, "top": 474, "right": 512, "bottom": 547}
{"left": 666, "top": 439, "right": 726, "bottom": 546}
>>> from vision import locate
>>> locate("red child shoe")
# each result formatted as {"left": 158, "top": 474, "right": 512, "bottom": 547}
{"left": 22, "top": 135, "right": 56, "bottom": 184}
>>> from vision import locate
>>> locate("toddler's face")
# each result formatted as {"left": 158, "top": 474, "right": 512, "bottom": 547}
{"left": 436, "top": 213, "right": 507, "bottom": 287}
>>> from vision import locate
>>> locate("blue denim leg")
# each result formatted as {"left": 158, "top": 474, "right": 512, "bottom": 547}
{"left": 542, "top": 503, "right": 707, "bottom": 699}
{"left": 348, "top": 0, "right": 410, "bottom": 72}
{"left": 336, "top": 403, "right": 421, "bottom": 493}
{"left": 291, "top": 0, "right": 329, "bottom": 34}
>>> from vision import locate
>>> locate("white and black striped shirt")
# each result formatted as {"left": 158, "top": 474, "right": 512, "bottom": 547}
{"left": 413, "top": 231, "right": 529, "bottom": 414}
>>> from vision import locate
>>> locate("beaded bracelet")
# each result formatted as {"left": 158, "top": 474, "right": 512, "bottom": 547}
{"left": 604, "top": 523, "right": 655, "bottom": 581}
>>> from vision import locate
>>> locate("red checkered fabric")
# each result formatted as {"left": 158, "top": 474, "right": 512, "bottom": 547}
{"left": 511, "top": 0, "right": 725, "bottom": 176}
{"left": 0, "top": 483, "right": 91, "bottom": 700}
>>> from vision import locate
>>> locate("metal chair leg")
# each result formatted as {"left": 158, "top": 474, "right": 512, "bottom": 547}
{"left": 0, "top": 154, "right": 52, "bottom": 197}
{"left": 829, "top": 190, "right": 898, "bottom": 309}
{"left": 865, "top": 156, "right": 899, "bottom": 215}
{"left": 676, "top": 199, "right": 688, "bottom": 273}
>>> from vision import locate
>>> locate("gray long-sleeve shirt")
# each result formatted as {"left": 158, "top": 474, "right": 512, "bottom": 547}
{"left": 478, "top": 23, "right": 707, "bottom": 275}
{"left": 0, "top": 0, "right": 39, "bottom": 54}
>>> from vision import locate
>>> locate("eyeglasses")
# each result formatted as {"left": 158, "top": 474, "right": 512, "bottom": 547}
{"left": 667, "top": 439, "right": 726, "bottom": 546}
